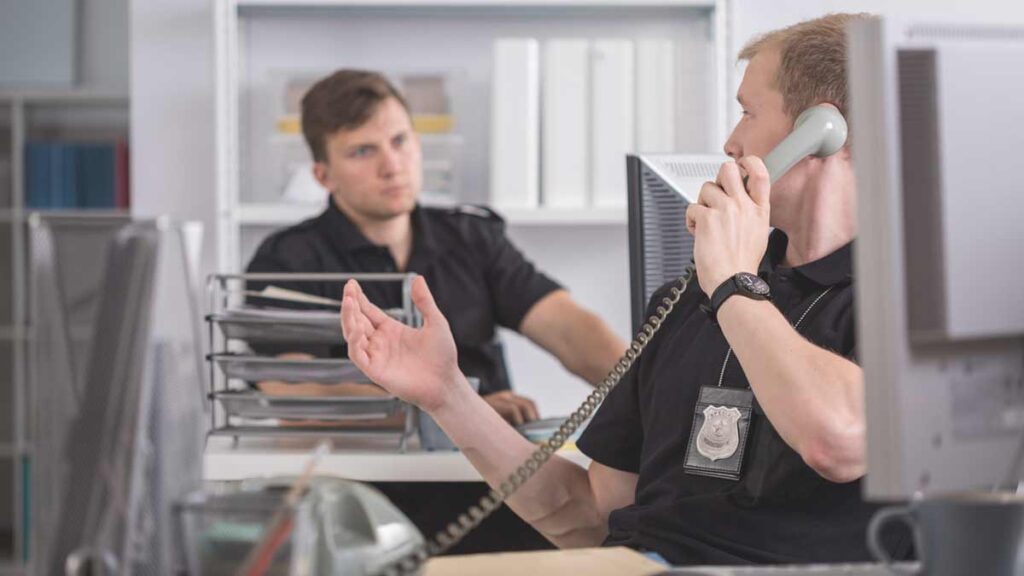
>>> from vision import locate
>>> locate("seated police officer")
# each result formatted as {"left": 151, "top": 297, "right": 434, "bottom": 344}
{"left": 246, "top": 69, "right": 626, "bottom": 552}
{"left": 340, "top": 14, "right": 907, "bottom": 565}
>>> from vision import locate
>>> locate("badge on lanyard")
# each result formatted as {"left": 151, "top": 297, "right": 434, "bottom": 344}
{"left": 684, "top": 385, "right": 754, "bottom": 481}
{"left": 682, "top": 286, "right": 832, "bottom": 481}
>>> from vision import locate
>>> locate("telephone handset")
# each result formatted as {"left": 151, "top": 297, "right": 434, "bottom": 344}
{"left": 386, "top": 105, "right": 850, "bottom": 574}
{"left": 762, "top": 104, "right": 848, "bottom": 183}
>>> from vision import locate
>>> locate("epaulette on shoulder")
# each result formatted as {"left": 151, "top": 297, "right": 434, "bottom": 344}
{"left": 448, "top": 204, "right": 504, "bottom": 222}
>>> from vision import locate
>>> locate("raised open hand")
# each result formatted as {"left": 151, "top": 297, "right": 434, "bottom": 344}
{"left": 341, "top": 276, "right": 465, "bottom": 413}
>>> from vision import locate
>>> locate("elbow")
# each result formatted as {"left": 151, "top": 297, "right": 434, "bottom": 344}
{"left": 525, "top": 482, "right": 609, "bottom": 548}
{"left": 800, "top": 421, "right": 867, "bottom": 484}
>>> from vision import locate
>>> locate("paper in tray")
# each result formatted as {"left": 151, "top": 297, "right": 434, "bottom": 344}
{"left": 209, "top": 307, "right": 407, "bottom": 344}
{"left": 211, "top": 353, "right": 371, "bottom": 384}
{"left": 214, "top": 391, "right": 402, "bottom": 421}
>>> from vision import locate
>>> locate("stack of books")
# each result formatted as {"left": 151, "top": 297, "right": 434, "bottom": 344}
{"left": 24, "top": 140, "right": 130, "bottom": 209}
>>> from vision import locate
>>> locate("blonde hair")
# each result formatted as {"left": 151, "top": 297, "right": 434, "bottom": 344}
{"left": 738, "top": 13, "right": 875, "bottom": 119}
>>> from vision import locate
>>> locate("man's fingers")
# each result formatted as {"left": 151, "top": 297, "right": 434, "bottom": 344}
{"left": 737, "top": 155, "right": 771, "bottom": 207}
{"left": 686, "top": 204, "right": 707, "bottom": 235}
{"left": 716, "top": 161, "right": 747, "bottom": 200}
{"left": 342, "top": 292, "right": 372, "bottom": 340}
{"left": 511, "top": 394, "right": 539, "bottom": 422}
{"left": 344, "top": 320, "right": 372, "bottom": 369}
{"left": 697, "top": 181, "right": 728, "bottom": 210}
{"left": 504, "top": 402, "right": 526, "bottom": 426}
{"left": 341, "top": 293, "right": 360, "bottom": 341}
{"left": 349, "top": 334, "right": 372, "bottom": 368}
{"left": 341, "top": 295, "right": 373, "bottom": 366}
{"left": 484, "top": 392, "right": 526, "bottom": 426}
{"left": 349, "top": 280, "right": 392, "bottom": 328}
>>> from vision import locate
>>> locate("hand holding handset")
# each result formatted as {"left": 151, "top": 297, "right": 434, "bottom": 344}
{"left": 366, "top": 105, "right": 850, "bottom": 573}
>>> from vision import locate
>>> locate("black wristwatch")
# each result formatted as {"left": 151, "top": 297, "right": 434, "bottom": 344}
{"left": 708, "top": 272, "right": 771, "bottom": 319}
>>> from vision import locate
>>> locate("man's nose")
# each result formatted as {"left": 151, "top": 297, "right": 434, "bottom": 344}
{"left": 379, "top": 147, "right": 401, "bottom": 176}
{"left": 723, "top": 134, "right": 741, "bottom": 159}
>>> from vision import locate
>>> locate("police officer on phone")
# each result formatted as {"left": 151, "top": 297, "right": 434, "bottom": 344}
{"left": 340, "top": 13, "right": 910, "bottom": 565}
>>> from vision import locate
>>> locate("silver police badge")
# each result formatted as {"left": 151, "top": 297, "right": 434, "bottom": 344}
{"left": 696, "top": 405, "right": 743, "bottom": 461}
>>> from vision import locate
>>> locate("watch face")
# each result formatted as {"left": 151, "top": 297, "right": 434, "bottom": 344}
{"left": 736, "top": 272, "right": 770, "bottom": 296}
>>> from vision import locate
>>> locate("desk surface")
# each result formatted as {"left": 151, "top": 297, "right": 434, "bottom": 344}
{"left": 424, "top": 547, "right": 664, "bottom": 576}
{"left": 204, "top": 435, "right": 591, "bottom": 482}
{"left": 423, "top": 549, "right": 898, "bottom": 576}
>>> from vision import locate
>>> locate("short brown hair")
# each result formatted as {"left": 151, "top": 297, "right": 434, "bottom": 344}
{"left": 738, "top": 13, "right": 874, "bottom": 120}
{"left": 301, "top": 69, "right": 410, "bottom": 162}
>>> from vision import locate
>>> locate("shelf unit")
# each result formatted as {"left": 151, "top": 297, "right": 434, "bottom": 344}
{"left": 236, "top": 201, "right": 627, "bottom": 227}
{"left": 214, "top": 0, "right": 731, "bottom": 271}
{"left": 0, "top": 90, "right": 129, "bottom": 569}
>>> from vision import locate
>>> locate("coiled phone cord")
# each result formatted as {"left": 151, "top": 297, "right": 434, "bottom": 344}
{"left": 383, "top": 266, "right": 696, "bottom": 576}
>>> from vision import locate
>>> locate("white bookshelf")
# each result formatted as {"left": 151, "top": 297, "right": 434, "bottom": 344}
{"left": 237, "top": 201, "right": 325, "bottom": 225}
{"left": 237, "top": 201, "right": 627, "bottom": 226}
{"left": 0, "top": 90, "right": 129, "bottom": 104}
{"left": 215, "top": 0, "right": 731, "bottom": 271}
{"left": 497, "top": 206, "right": 626, "bottom": 226}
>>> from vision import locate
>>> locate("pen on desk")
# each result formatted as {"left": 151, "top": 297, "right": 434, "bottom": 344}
{"left": 236, "top": 440, "right": 332, "bottom": 576}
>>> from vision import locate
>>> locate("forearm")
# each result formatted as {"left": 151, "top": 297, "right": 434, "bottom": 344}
{"left": 431, "top": 378, "right": 608, "bottom": 547}
{"left": 520, "top": 291, "right": 627, "bottom": 387}
{"left": 716, "top": 297, "right": 866, "bottom": 482}
{"left": 547, "top": 310, "right": 627, "bottom": 387}
{"left": 566, "top": 313, "right": 628, "bottom": 386}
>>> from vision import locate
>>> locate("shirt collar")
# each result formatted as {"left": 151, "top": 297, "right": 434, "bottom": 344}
{"left": 318, "top": 197, "right": 442, "bottom": 261}
{"left": 318, "top": 196, "right": 376, "bottom": 254}
{"left": 759, "top": 229, "right": 854, "bottom": 287}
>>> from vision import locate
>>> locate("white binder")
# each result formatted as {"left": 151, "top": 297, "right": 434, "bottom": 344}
{"left": 590, "top": 39, "right": 635, "bottom": 209}
{"left": 542, "top": 39, "right": 590, "bottom": 209}
{"left": 490, "top": 38, "right": 540, "bottom": 209}
{"left": 636, "top": 39, "right": 677, "bottom": 153}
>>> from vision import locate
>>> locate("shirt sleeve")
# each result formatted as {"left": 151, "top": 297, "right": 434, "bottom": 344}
{"left": 477, "top": 216, "right": 563, "bottom": 330}
{"left": 825, "top": 285, "right": 858, "bottom": 363}
{"left": 576, "top": 283, "right": 681, "bottom": 474}
{"left": 576, "top": 361, "right": 644, "bottom": 474}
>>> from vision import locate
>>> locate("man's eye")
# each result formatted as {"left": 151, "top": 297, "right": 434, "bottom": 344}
{"left": 351, "top": 146, "right": 373, "bottom": 158}
{"left": 393, "top": 134, "right": 407, "bottom": 148}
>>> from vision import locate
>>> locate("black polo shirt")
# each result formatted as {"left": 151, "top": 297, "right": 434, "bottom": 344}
{"left": 577, "top": 230, "right": 889, "bottom": 566}
{"left": 245, "top": 198, "right": 562, "bottom": 396}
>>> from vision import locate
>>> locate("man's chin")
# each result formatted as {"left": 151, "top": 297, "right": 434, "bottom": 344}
{"left": 367, "top": 200, "right": 416, "bottom": 221}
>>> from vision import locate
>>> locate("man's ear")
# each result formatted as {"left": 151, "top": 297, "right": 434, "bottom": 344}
{"left": 312, "top": 161, "right": 331, "bottom": 189}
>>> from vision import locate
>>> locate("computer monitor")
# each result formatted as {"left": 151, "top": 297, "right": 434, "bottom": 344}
{"left": 32, "top": 219, "right": 206, "bottom": 575}
{"left": 848, "top": 18, "right": 1024, "bottom": 499}
{"left": 626, "top": 154, "right": 726, "bottom": 332}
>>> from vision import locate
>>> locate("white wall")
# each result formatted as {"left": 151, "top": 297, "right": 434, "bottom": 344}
{"left": 130, "top": 0, "right": 219, "bottom": 278}
{"left": 0, "top": 0, "right": 128, "bottom": 89}
{"left": 726, "top": 0, "right": 1024, "bottom": 129}
{"left": 80, "top": 0, "right": 131, "bottom": 91}
{"left": 502, "top": 223, "right": 632, "bottom": 417}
